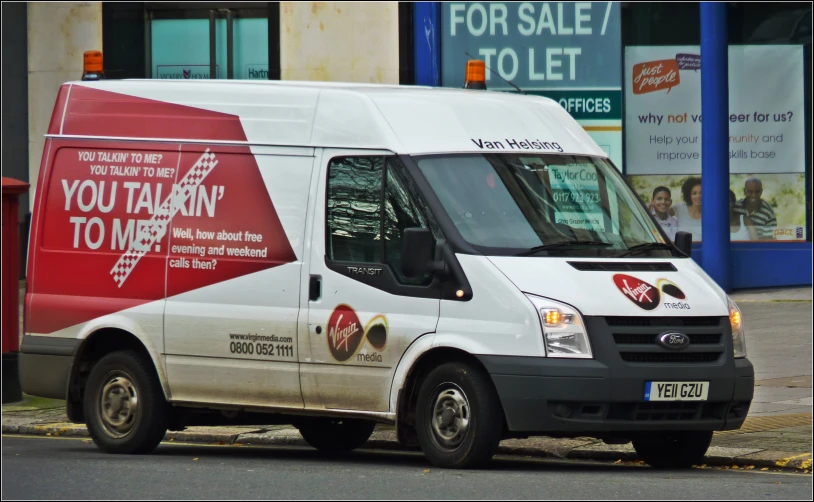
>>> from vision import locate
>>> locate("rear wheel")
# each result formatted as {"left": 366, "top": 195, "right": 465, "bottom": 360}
{"left": 84, "top": 351, "right": 168, "bottom": 454}
{"left": 632, "top": 430, "right": 713, "bottom": 469}
{"left": 415, "top": 362, "right": 503, "bottom": 469}
{"left": 297, "top": 418, "right": 376, "bottom": 453}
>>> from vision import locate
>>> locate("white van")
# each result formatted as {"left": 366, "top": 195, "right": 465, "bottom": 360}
{"left": 20, "top": 76, "right": 753, "bottom": 469}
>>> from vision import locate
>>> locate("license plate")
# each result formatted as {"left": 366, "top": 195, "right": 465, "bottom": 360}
{"left": 644, "top": 381, "right": 709, "bottom": 401}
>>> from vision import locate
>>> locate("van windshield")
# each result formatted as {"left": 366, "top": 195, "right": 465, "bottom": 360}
{"left": 414, "top": 153, "right": 673, "bottom": 257}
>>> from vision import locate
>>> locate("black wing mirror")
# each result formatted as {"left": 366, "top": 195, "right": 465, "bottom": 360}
{"left": 674, "top": 231, "right": 693, "bottom": 256}
{"left": 401, "top": 228, "right": 445, "bottom": 278}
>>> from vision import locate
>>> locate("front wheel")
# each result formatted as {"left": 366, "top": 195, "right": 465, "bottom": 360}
{"left": 84, "top": 351, "right": 169, "bottom": 454}
{"left": 297, "top": 418, "right": 376, "bottom": 453}
{"left": 415, "top": 362, "right": 504, "bottom": 469}
{"left": 632, "top": 430, "right": 713, "bottom": 469}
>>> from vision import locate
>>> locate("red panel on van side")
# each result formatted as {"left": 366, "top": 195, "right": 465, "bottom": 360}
{"left": 27, "top": 89, "right": 297, "bottom": 334}
{"left": 61, "top": 85, "right": 248, "bottom": 142}
{"left": 165, "top": 144, "right": 297, "bottom": 298}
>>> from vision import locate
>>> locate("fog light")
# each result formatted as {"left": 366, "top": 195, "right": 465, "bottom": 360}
{"left": 551, "top": 403, "right": 572, "bottom": 418}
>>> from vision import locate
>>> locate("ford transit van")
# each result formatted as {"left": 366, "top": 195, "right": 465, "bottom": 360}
{"left": 20, "top": 77, "right": 754, "bottom": 469}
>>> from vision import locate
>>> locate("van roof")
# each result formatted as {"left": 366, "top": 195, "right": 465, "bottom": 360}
{"left": 51, "top": 79, "right": 607, "bottom": 158}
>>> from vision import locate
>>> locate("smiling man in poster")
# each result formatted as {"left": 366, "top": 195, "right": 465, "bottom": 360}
{"left": 734, "top": 177, "right": 777, "bottom": 240}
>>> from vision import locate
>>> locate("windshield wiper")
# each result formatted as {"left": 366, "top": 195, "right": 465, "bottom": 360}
{"left": 517, "top": 240, "right": 613, "bottom": 257}
{"left": 615, "top": 242, "right": 675, "bottom": 258}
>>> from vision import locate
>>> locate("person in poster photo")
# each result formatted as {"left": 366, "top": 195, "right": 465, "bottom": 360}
{"left": 729, "top": 190, "right": 758, "bottom": 241}
{"left": 673, "top": 177, "right": 703, "bottom": 240}
{"left": 734, "top": 177, "right": 778, "bottom": 240}
{"left": 649, "top": 186, "right": 678, "bottom": 240}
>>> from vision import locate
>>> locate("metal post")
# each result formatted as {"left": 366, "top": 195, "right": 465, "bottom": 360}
{"left": 145, "top": 10, "right": 153, "bottom": 78}
{"left": 268, "top": 2, "right": 281, "bottom": 80}
{"left": 700, "top": 2, "right": 731, "bottom": 292}
{"left": 414, "top": 2, "right": 441, "bottom": 86}
{"left": 209, "top": 10, "right": 217, "bottom": 79}
{"left": 226, "top": 9, "right": 234, "bottom": 79}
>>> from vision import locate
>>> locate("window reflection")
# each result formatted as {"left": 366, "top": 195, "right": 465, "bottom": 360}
{"left": 327, "top": 157, "right": 383, "bottom": 263}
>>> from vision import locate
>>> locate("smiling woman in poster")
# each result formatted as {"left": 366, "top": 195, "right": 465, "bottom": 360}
{"left": 673, "top": 177, "right": 703, "bottom": 241}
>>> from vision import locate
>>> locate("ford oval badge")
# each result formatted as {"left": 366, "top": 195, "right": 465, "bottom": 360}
{"left": 657, "top": 332, "right": 690, "bottom": 350}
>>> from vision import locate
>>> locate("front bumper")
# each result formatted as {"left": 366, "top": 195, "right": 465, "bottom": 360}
{"left": 477, "top": 316, "right": 755, "bottom": 435}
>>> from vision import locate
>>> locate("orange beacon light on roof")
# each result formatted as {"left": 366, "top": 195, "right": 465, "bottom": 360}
{"left": 464, "top": 60, "right": 486, "bottom": 90}
{"left": 82, "top": 50, "right": 104, "bottom": 81}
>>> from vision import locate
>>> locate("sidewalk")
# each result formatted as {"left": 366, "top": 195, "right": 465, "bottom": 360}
{"left": 5, "top": 286, "right": 812, "bottom": 472}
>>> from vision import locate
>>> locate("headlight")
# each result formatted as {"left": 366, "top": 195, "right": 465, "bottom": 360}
{"left": 727, "top": 296, "right": 747, "bottom": 358}
{"left": 526, "top": 295, "right": 593, "bottom": 359}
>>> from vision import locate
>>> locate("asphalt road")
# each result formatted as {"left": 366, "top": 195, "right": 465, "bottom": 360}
{"left": 2, "top": 436, "right": 811, "bottom": 500}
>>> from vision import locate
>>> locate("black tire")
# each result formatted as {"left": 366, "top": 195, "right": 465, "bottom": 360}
{"left": 83, "top": 350, "right": 168, "bottom": 454}
{"left": 297, "top": 418, "right": 376, "bottom": 453}
{"left": 415, "top": 362, "right": 503, "bottom": 469}
{"left": 632, "top": 430, "right": 713, "bottom": 469}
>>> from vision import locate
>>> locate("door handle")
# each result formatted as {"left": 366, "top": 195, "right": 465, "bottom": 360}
{"left": 309, "top": 275, "right": 322, "bottom": 302}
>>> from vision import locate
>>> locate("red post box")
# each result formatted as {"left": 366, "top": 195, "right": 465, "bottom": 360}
{"left": 3, "top": 177, "right": 29, "bottom": 403}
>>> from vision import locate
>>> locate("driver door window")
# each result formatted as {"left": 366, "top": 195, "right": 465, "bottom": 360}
{"left": 326, "top": 156, "right": 432, "bottom": 285}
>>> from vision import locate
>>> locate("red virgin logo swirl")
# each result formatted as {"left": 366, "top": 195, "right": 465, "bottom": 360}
{"left": 612, "top": 274, "right": 660, "bottom": 310}
{"left": 327, "top": 304, "right": 388, "bottom": 362}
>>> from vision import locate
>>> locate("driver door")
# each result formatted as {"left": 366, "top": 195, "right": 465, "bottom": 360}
{"left": 301, "top": 152, "right": 441, "bottom": 412}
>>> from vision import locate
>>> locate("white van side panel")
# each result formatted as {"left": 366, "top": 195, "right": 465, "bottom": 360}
{"left": 436, "top": 255, "right": 546, "bottom": 357}
{"left": 386, "top": 254, "right": 546, "bottom": 415}
{"left": 164, "top": 152, "right": 314, "bottom": 407}
{"left": 387, "top": 333, "right": 437, "bottom": 413}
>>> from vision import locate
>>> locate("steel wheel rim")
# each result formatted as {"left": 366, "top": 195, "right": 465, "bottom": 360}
{"left": 98, "top": 371, "right": 139, "bottom": 439}
{"left": 429, "top": 383, "right": 470, "bottom": 451}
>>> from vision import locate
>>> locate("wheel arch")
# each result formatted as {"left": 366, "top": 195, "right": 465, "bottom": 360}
{"left": 66, "top": 327, "right": 168, "bottom": 423}
{"left": 393, "top": 345, "right": 507, "bottom": 443}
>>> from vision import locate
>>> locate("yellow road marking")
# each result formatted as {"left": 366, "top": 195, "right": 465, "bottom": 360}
{"left": 715, "top": 413, "right": 812, "bottom": 435}
{"left": 775, "top": 453, "right": 812, "bottom": 468}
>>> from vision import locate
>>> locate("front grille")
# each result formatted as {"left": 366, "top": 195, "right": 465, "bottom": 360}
{"left": 599, "top": 316, "right": 727, "bottom": 365}
{"left": 606, "top": 317, "right": 721, "bottom": 327}
{"left": 620, "top": 352, "right": 721, "bottom": 363}
{"left": 568, "top": 261, "right": 677, "bottom": 272}
{"left": 613, "top": 333, "right": 721, "bottom": 345}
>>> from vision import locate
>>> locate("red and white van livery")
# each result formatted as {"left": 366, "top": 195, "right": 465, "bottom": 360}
{"left": 21, "top": 79, "right": 753, "bottom": 469}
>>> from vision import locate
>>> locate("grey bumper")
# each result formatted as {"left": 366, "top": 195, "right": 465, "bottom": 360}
{"left": 19, "top": 336, "right": 80, "bottom": 400}
{"left": 477, "top": 316, "right": 755, "bottom": 435}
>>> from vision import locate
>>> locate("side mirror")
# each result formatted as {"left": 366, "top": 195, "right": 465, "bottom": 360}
{"left": 674, "top": 231, "right": 693, "bottom": 256}
{"left": 401, "top": 228, "right": 444, "bottom": 278}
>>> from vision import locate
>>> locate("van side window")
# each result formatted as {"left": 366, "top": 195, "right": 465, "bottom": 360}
{"left": 384, "top": 158, "right": 432, "bottom": 285}
{"left": 326, "top": 157, "right": 383, "bottom": 263}
{"left": 326, "top": 156, "right": 435, "bottom": 286}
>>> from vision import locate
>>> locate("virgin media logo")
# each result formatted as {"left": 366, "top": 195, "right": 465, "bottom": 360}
{"left": 613, "top": 274, "right": 660, "bottom": 310}
{"left": 327, "top": 305, "right": 388, "bottom": 362}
